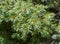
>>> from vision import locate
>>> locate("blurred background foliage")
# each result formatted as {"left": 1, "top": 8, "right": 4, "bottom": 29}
{"left": 0, "top": 0, "right": 60, "bottom": 44}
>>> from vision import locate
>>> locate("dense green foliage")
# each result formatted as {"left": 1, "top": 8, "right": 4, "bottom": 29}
{"left": 0, "top": 0, "right": 60, "bottom": 44}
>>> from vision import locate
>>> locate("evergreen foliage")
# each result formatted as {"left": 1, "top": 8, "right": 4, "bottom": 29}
{"left": 0, "top": 0, "right": 60, "bottom": 44}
